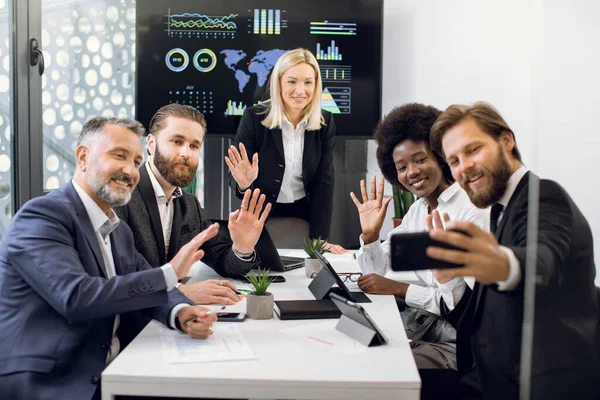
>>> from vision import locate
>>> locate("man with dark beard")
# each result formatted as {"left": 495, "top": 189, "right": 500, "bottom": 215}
{"left": 423, "top": 102, "right": 599, "bottom": 399}
{"left": 115, "top": 104, "right": 271, "bottom": 308}
{"left": 0, "top": 117, "right": 220, "bottom": 400}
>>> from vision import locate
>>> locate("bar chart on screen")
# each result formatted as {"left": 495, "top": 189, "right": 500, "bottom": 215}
{"left": 224, "top": 100, "right": 261, "bottom": 116}
{"left": 310, "top": 20, "right": 357, "bottom": 36}
{"left": 316, "top": 40, "right": 343, "bottom": 61}
{"left": 320, "top": 65, "right": 352, "bottom": 83}
{"left": 249, "top": 8, "right": 288, "bottom": 35}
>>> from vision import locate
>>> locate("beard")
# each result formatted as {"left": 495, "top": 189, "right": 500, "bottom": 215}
{"left": 87, "top": 163, "right": 135, "bottom": 207}
{"left": 153, "top": 144, "right": 198, "bottom": 188}
{"left": 460, "top": 145, "right": 512, "bottom": 208}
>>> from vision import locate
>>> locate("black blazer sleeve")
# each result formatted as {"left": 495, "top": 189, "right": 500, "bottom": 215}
{"left": 307, "top": 112, "right": 335, "bottom": 239}
{"left": 495, "top": 177, "right": 582, "bottom": 294}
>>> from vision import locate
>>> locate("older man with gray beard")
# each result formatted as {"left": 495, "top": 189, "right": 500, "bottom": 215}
{"left": 0, "top": 117, "right": 221, "bottom": 400}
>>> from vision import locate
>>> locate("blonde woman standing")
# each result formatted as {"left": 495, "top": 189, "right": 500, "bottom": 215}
{"left": 225, "top": 48, "right": 345, "bottom": 253}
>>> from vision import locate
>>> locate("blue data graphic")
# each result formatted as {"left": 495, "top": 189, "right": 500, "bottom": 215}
{"left": 321, "top": 87, "right": 350, "bottom": 114}
{"left": 320, "top": 65, "right": 352, "bottom": 83}
{"left": 250, "top": 9, "right": 288, "bottom": 34}
{"left": 221, "top": 49, "right": 287, "bottom": 93}
{"left": 310, "top": 20, "right": 357, "bottom": 35}
{"left": 316, "top": 40, "right": 342, "bottom": 61}
{"left": 224, "top": 100, "right": 261, "bottom": 116}
{"left": 166, "top": 9, "right": 238, "bottom": 38}
{"left": 165, "top": 48, "right": 189, "bottom": 72}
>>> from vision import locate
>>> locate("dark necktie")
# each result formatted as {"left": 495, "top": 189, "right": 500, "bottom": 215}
{"left": 490, "top": 203, "right": 504, "bottom": 234}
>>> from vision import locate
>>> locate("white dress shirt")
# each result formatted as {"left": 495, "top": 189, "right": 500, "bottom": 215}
{"left": 146, "top": 162, "right": 183, "bottom": 255}
{"left": 72, "top": 180, "right": 183, "bottom": 364}
{"left": 494, "top": 165, "right": 529, "bottom": 291}
{"left": 357, "top": 182, "right": 490, "bottom": 315}
{"left": 277, "top": 116, "right": 307, "bottom": 203}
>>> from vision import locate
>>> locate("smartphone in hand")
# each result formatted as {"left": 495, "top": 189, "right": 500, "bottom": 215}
{"left": 390, "top": 231, "right": 466, "bottom": 271}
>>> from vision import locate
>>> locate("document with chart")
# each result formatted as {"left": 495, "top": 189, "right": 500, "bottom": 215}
{"left": 161, "top": 325, "right": 256, "bottom": 363}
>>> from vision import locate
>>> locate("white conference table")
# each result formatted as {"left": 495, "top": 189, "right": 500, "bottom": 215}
{"left": 102, "top": 250, "right": 421, "bottom": 400}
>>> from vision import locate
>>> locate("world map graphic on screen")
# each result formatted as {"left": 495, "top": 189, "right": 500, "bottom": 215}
{"left": 221, "top": 49, "right": 287, "bottom": 93}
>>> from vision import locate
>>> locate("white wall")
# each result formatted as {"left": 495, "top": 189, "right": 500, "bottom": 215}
{"left": 370, "top": 0, "right": 600, "bottom": 285}
{"left": 534, "top": 1, "right": 600, "bottom": 286}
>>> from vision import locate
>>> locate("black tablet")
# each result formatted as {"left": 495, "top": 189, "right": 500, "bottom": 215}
{"left": 313, "top": 251, "right": 371, "bottom": 303}
{"left": 329, "top": 292, "right": 388, "bottom": 345}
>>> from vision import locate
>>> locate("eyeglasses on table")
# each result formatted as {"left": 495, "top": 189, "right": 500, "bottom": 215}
{"left": 337, "top": 272, "right": 363, "bottom": 282}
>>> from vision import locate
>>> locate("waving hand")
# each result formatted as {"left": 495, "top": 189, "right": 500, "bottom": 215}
{"left": 225, "top": 143, "right": 259, "bottom": 192}
{"left": 350, "top": 176, "right": 393, "bottom": 244}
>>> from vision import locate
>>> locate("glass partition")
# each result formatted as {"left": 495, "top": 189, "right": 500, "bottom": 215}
{"left": 0, "top": 0, "right": 14, "bottom": 237}
{"left": 41, "top": 0, "right": 204, "bottom": 204}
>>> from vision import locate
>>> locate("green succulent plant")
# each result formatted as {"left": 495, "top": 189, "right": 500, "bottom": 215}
{"left": 245, "top": 267, "right": 274, "bottom": 296}
{"left": 302, "top": 236, "right": 328, "bottom": 259}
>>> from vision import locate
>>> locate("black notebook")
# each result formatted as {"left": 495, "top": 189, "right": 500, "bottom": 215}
{"left": 274, "top": 299, "right": 342, "bottom": 320}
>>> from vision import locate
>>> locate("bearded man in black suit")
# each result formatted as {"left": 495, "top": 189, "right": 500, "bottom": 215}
{"left": 423, "top": 101, "right": 600, "bottom": 400}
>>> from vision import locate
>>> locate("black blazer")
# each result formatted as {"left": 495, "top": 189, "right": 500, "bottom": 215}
{"left": 444, "top": 172, "right": 600, "bottom": 399}
{"left": 115, "top": 164, "right": 259, "bottom": 279}
{"left": 229, "top": 105, "right": 336, "bottom": 239}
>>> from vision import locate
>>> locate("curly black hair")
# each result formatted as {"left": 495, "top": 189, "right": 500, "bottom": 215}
{"left": 373, "top": 103, "right": 453, "bottom": 190}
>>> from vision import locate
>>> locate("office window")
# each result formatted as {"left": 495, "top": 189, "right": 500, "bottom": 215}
{"left": 41, "top": 0, "right": 204, "bottom": 204}
{"left": 0, "top": 0, "right": 13, "bottom": 236}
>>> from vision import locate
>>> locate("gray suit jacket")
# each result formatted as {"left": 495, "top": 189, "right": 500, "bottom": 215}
{"left": 115, "top": 163, "right": 258, "bottom": 279}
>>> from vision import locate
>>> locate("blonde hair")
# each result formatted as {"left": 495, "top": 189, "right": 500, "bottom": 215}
{"left": 261, "top": 48, "right": 324, "bottom": 130}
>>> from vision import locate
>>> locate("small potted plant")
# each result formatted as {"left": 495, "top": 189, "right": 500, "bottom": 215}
{"left": 302, "top": 237, "right": 328, "bottom": 278}
{"left": 392, "top": 186, "right": 416, "bottom": 228}
{"left": 245, "top": 268, "right": 275, "bottom": 320}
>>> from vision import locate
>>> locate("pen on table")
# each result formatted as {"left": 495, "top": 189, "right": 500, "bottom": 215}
{"left": 183, "top": 306, "right": 225, "bottom": 326}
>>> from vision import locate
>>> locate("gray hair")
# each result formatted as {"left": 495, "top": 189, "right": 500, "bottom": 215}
{"left": 76, "top": 117, "right": 146, "bottom": 146}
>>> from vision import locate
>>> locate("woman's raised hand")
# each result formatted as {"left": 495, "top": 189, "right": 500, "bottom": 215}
{"left": 225, "top": 143, "right": 259, "bottom": 191}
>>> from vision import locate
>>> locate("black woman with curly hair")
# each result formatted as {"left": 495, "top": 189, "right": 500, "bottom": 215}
{"left": 350, "top": 103, "right": 489, "bottom": 370}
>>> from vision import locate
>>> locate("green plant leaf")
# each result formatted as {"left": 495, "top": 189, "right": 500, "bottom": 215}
{"left": 245, "top": 267, "right": 274, "bottom": 295}
{"left": 392, "top": 187, "right": 417, "bottom": 219}
{"left": 302, "top": 236, "right": 328, "bottom": 258}
{"left": 392, "top": 186, "right": 402, "bottom": 218}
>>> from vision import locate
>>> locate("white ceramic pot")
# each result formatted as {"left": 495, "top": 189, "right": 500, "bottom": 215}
{"left": 246, "top": 292, "right": 274, "bottom": 320}
{"left": 305, "top": 258, "right": 323, "bottom": 278}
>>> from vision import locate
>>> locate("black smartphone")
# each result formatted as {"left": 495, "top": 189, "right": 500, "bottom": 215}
{"left": 240, "top": 275, "right": 286, "bottom": 283}
{"left": 216, "top": 312, "right": 246, "bottom": 322}
{"left": 390, "top": 231, "right": 466, "bottom": 271}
